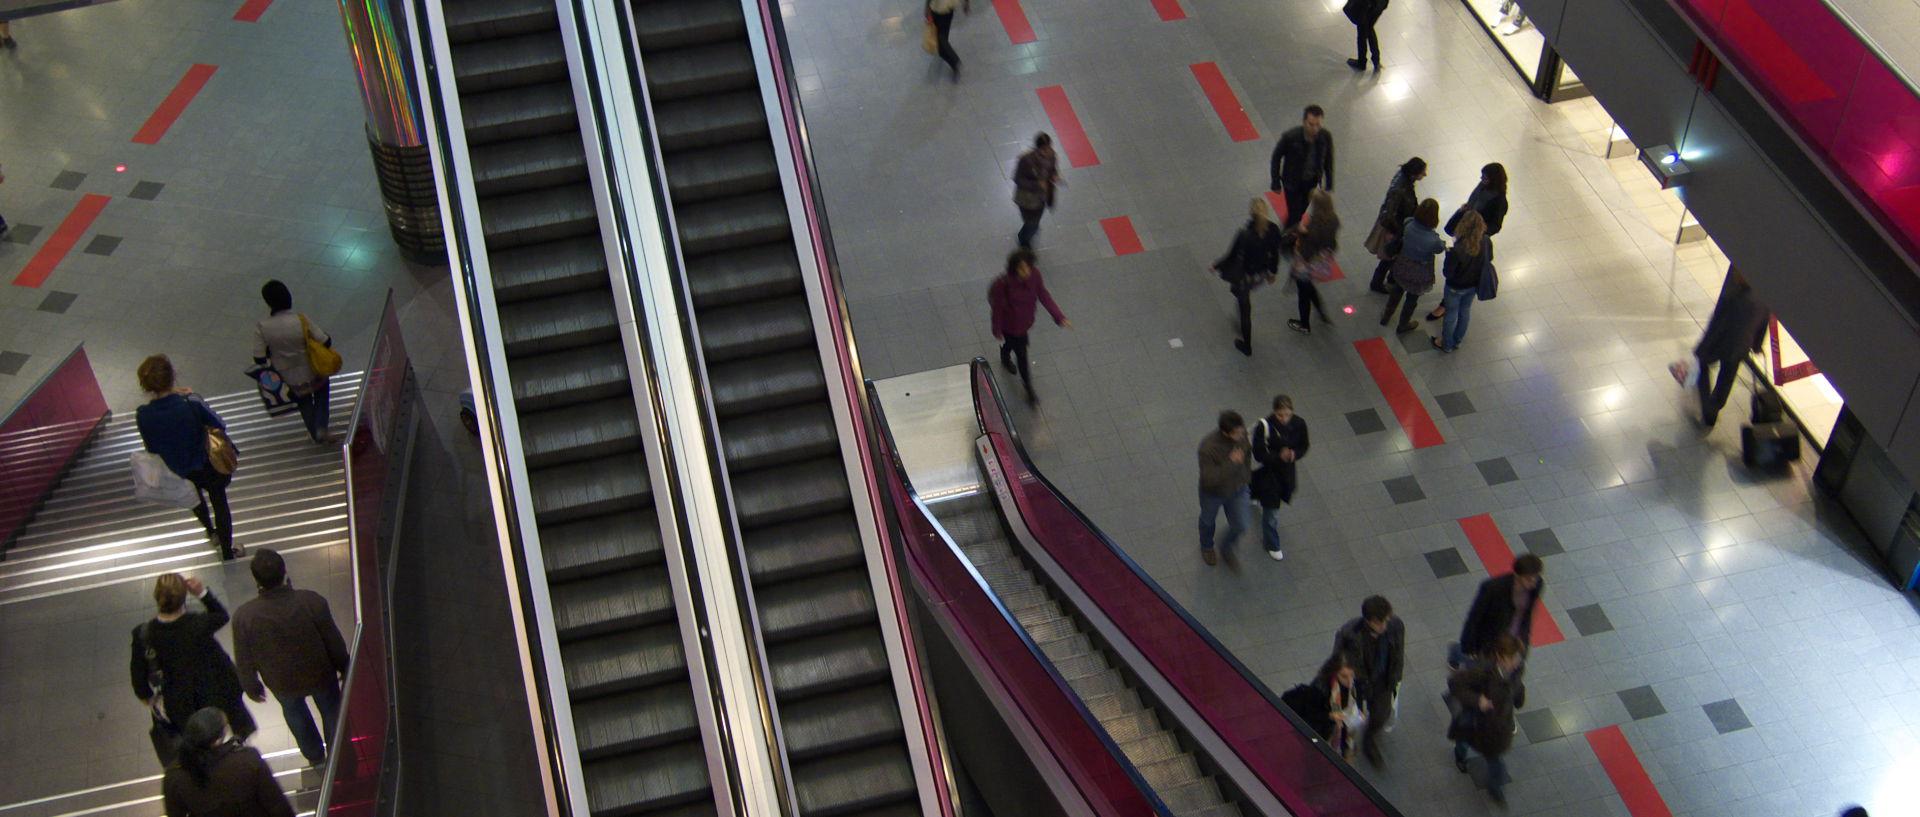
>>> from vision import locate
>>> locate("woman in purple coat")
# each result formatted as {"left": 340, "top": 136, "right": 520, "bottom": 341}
{"left": 989, "top": 248, "right": 1070, "bottom": 403}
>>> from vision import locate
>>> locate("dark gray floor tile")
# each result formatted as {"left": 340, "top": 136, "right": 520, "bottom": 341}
{"left": 1434, "top": 390, "right": 1477, "bottom": 417}
{"left": 37, "top": 291, "right": 77, "bottom": 314}
{"left": 1617, "top": 685, "right": 1666, "bottom": 720}
{"left": 128, "top": 181, "right": 165, "bottom": 200}
{"left": 49, "top": 170, "right": 86, "bottom": 190}
{"left": 1384, "top": 475, "right": 1425, "bottom": 504}
{"left": 1703, "top": 698, "right": 1752, "bottom": 734}
{"left": 83, "top": 235, "right": 121, "bottom": 256}
{"left": 0, "top": 351, "right": 28, "bottom": 376}
{"left": 1346, "top": 408, "right": 1386, "bottom": 436}
{"left": 1517, "top": 707, "right": 1565, "bottom": 742}
{"left": 1426, "top": 548, "right": 1470, "bottom": 579}
{"left": 1476, "top": 457, "right": 1519, "bottom": 486}
{"left": 1400, "top": 330, "right": 1438, "bottom": 354}
{"left": 1519, "top": 527, "right": 1564, "bottom": 556}
{"left": 1566, "top": 603, "right": 1614, "bottom": 636}
{"left": 4, "top": 224, "right": 42, "bottom": 244}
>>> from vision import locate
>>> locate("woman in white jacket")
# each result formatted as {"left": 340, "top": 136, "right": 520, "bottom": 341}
{"left": 252, "top": 281, "right": 335, "bottom": 444}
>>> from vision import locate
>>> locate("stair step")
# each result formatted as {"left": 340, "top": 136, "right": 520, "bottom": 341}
{"left": 707, "top": 349, "right": 826, "bottom": 419}
{"left": 1154, "top": 776, "right": 1225, "bottom": 814}
{"left": 778, "top": 684, "right": 904, "bottom": 761}
{"left": 665, "top": 142, "right": 781, "bottom": 205}
{"left": 450, "top": 31, "right": 568, "bottom": 94}
{"left": 740, "top": 515, "right": 864, "bottom": 584}
{"left": 560, "top": 623, "right": 687, "bottom": 699}
{"left": 655, "top": 90, "right": 768, "bottom": 152}
{"left": 1117, "top": 731, "right": 1183, "bottom": 767}
{"left": 1099, "top": 709, "right": 1162, "bottom": 744}
{"left": 731, "top": 459, "right": 853, "bottom": 529}
{"left": 571, "top": 684, "right": 699, "bottom": 759}
{"left": 551, "top": 563, "right": 675, "bottom": 640}
{"left": 675, "top": 191, "right": 792, "bottom": 257}
{"left": 642, "top": 41, "right": 757, "bottom": 103}
{"left": 1038, "top": 633, "right": 1094, "bottom": 664}
{"left": 479, "top": 184, "right": 600, "bottom": 249}
{"left": 498, "top": 288, "right": 620, "bottom": 357}
{"left": 529, "top": 453, "right": 651, "bottom": 525}
{"left": 518, "top": 397, "right": 643, "bottom": 468}
{"left": 443, "top": 0, "right": 556, "bottom": 43}
{"left": 768, "top": 625, "right": 892, "bottom": 698}
{"left": 789, "top": 745, "right": 918, "bottom": 817}
{"left": 461, "top": 82, "right": 580, "bottom": 146}
{"left": 581, "top": 740, "right": 711, "bottom": 814}
{"left": 508, "top": 343, "right": 631, "bottom": 412}
{"left": 540, "top": 508, "right": 666, "bottom": 581}
{"left": 755, "top": 568, "right": 877, "bottom": 642}
{"left": 1067, "top": 668, "right": 1129, "bottom": 700}
{"left": 697, "top": 298, "right": 816, "bottom": 364}
{"left": 1133, "top": 752, "right": 1204, "bottom": 793}
{"left": 717, "top": 402, "right": 839, "bottom": 472}
{"left": 1079, "top": 688, "right": 1145, "bottom": 722}
{"left": 630, "top": 0, "right": 746, "bottom": 49}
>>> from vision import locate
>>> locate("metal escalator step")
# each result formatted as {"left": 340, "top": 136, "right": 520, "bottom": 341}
{"left": 641, "top": 40, "right": 757, "bottom": 102}
{"left": 572, "top": 683, "right": 700, "bottom": 759}
{"left": 675, "top": 191, "right": 792, "bottom": 256}
{"left": 964, "top": 555, "right": 1032, "bottom": 594}
{"left": 768, "top": 625, "right": 890, "bottom": 698}
{"left": 996, "top": 585, "right": 1050, "bottom": 613}
{"left": 685, "top": 244, "right": 801, "bottom": 309}
{"left": 665, "top": 142, "right": 780, "bottom": 205}
{"left": 498, "top": 288, "right": 620, "bottom": 356}
{"left": 471, "top": 132, "right": 590, "bottom": 197}
{"left": 696, "top": 298, "right": 813, "bottom": 364}
{"left": 1021, "top": 614, "right": 1078, "bottom": 645}
{"left": 541, "top": 508, "right": 666, "bottom": 580}
{"left": 1154, "top": 777, "right": 1225, "bottom": 814}
{"left": 790, "top": 744, "right": 918, "bottom": 817}
{"left": 755, "top": 568, "right": 877, "bottom": 642}
{"left": 552, "top": 563, "right": 676, "bottom": 639}
{"left": 708, "top": 349, "right": 826, "bottom": 418}
{"left": 1100, "top": 709, "right": 1161, "bottom": 744}
{"left": 1010, "top": 598, "right": 1064, "bottom": 628}
{"left": 1050, "top": 650, "right": 1109, "bottom": 682}
{"left": 655, "top": 90, "right": 768, "bottom": 152}
{"left": 831, "top": 806, "right": 921, "bottom": 817}
{"left": 630, "top": 0, "right": 746, "bottom": 49}
{"left": 530, "top": 453, "right": 651, "bottom": 524}
{"left": 1117, "top": 731, "right": 1183, "bottom": 766}
{"left": 561, "top": 622, "right": 687, "bottom": 699}
{"left": 510, "top": 343, "right": 631, "bottom": 412}
{"left": 1038, "top": 633, "right": 1093, "bottom": 664}
{"left": 582, "top": 740, "right": 711, "bottom": 815}
{"left": 940, "top": 512, "right": 1006, "bottom": 549}
{"left": 450, "top": 31, "right": 568, "bottom": 94}
{"left": 479, "top": 184, "right": 600, "bottom": 248}
{"left": 718, "top": 403, "right": 839, "bottom": 472}
{"left": 519, "top": 397, "right": 643, "bottom": 468}
{"left": 741, "top": 515, "right": 864, "bottom": 584}
{"left": 462, "top": 82, "right": 579, "bottom": 146}
{"left": 778, "top": 683, "right": 904, "bottom": 761}
{"left": 731, "top": 459, "right": 853, "bottom": 529}
{"left": 1185, "top": 803, "right": 1246, "bottom": 817}
{"left": 1068, "top": 668, "right": 1129, "bottom": 700}
{"left": 1134, "top": 753, "right": 1204, "bottom": 793}
{"left": 443, "top": 0, "right": 556, "bottom": 43}
{"left": 491, "top": 234, "right": 609, "bottom": 303}
{"left": 1080, "top": 688, "right": 1144, "bottom": 722}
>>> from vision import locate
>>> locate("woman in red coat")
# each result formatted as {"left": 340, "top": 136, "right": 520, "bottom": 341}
{"left": 989, "top": 248, "right": 1070, "bottom": 403}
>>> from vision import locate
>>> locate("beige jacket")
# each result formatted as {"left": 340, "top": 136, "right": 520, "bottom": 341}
{"left": 253, "top": 310, "right": 330, "bottom": 388}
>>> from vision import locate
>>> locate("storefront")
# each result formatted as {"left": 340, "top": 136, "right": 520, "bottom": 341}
{"left": 1457, "top": 0, "right": 1586, "bottom": 101}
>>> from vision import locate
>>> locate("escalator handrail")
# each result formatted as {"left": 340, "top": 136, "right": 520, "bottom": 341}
{"left": 864, "top": 379, "right": 1172, "bottom": 817}
{"left": 969, "top": 358, "right": 1409, "bottom": 817}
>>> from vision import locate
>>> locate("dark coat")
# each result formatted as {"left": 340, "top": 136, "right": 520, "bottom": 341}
{"left": 1441, "top": 239, "right": 1494, "bottom": 291}
{"left": 162, "top": 743, "right": 296, "bottom": 817}
{"left": 234, "top": 584, "right": 350, "bottom": 700}
{"left": 1248, "top": 413, "right": 1308, "bottom": 506}
{"left": 1374, "top": 174, "right": 1418, "bottom": 234}
{"left": 1458, "top": 573, "right": 1545, "bottom": 657}
{"left": 1282, "top": 676, "right": 1359, "bottom": 743}
{"left": 1342, "top": 0, "right": 1387, "bottom": 23}
{"left": 1334, "top": 616, "right": 1405, "bottom": 698}
{"left": 1012, "top": 149, "right": 1057, "bottom": 211}
{"left": 1269, "top": 126, "right": 1335, "bottom": 192}
{"left": 1446, "top": 183, "right": 1508, "bottom": 236}
{"left": 988, "top": 270, "right": 1066, "bottom": 338}
{"left": 1447, "top": 660, "right": 1517, "bottom": 756}
{"left": 131, "top": 593, "right": 256, "bottom": 735}
{"left": 1214, "top": 220, "right": 1284, "bottom": 293}
{"left": 1197, "top": 430, "right": 1251, "bottom": 498}
{"left": 137, "top": 393, "right": 225, "bottom": 478}
{"left": 1694, "top": 276, "right": 1770, "bottom": 362}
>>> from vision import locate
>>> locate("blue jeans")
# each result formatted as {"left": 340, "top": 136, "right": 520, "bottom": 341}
{"left": 1260, "top": 502, "right": 1283, "bottom": 552}
{"left": 1199, "top": 487, "right": 1250, "bottom": 552}
{"left": 294, "top": 377, "right": 332, "bottom": 441}
{"left": 1439, "top": 286, "right": 1476, "bottom": 351}
{"left": 278, "top": 680, "right": 343, "bottom": 765}
{"left": 1456, "top": 740, "right": 1506, "bottom": 797}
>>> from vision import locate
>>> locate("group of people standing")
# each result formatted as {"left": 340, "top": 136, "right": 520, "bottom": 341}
{"left": 1364, "top": 158, "right": 1507, "bottom": 353}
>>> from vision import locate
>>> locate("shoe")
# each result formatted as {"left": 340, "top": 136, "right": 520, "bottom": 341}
{"left": 1024, "top": 387, "right": 1038, "bottom": 405}
{"left": 1001, "top": 358, "right": 1016, "bottom": 375}
{"left": 1396, "top": 321, "right": 1419, "bottom": 334}
{"left": 1317, "top": 309, "right": 1333, "bottom": 323}
{"left": 1287, "top": 320, "right": 1309, "bottom": 335}
{"left": 1426, "top": 308, "right": 1445, "bottom": 321}
{"left": 1363, "top": 742, "right": 1383, "bottom": 767}
{"left": 1267, "top": 548, "right": 1284, "bottom": 561}
{"left": 1347, "top": 58, "right": 1366, "bottom": 70}
{"left": 0, "top": 37, "right": 14, "bottom": 49}
{"left": 1702, "top": 411, "right": 1718, "bottom": 429}
{"left": 1369, "top": 285, "right": 1390, "bottom": 294}
{"left": 1488, "top": 789, "right": 1508, "bottom": 808}
{"left": 1456, "top": 757, "right": 1470, "bottom": 774}
{"left": 1202, "top": 548, "right": 1218, "bottom": 566}
{"left": 952, "top": 62, "right": 961, "bottom": 82}
{"left": 1431, "top": 337, "right": 1449, "bottom": 352}
{"left": 314, "top": 432, "right": 339, "bottom": 445}
{"left": 1234, "top": 339, "right": 1252, "bottom": 356}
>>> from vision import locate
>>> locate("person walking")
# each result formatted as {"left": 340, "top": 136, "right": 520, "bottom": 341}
{"left": 1447, "top": 635, "right": 1524, "bottom": 806}
{"left": 162, "top": 708, "right": 295, "bottom": 817}
{"left": 1282, "top": 652, "right": 1365, "bottom": 759}
{"left": 1012, "top": 133, "right": 1061, "bottom": 249}
{"left": 1342, "top": 0, "right": 1386, "bottom": 70}
{"left": 1269, "top": 105, "right": 1334, "bottom": 228}
{"left": 1364, "top": 158, "right": 1425, "bottom": 293}
{"left": 989, "top": 248, "right": 1069, "bottom": 403}
{"left": 136, "top": 355, "right": 240, "bottom": 560}
{"left": 1378, "top": 198, "right": 1443, "bottom": 333}
{"left": 234, "top": 549, "right": 350, "bottom": 768}
{"left": 1429, "top": 162, "right": 1507, "bottom": 321}
{"left": 1431, "top": 210, "right": 1493, "bottom": 353}
{"left": 1692, "top": 270, "right": 1770, "bottom": 428}
{"left": 1210, "top": 197, "right": 1284, "bottom": 356}
{"left": 1196, "top": 411, "right": 1252, "bottom": 567}
{"left": 1455, "top": 552, "right": 1545, "bottom": 708}
{"left": 1287, "top": 190, "right": 1340, "bottom": 335}
{"left": 926, "top": 0, "right": 968, "bottom": 80}
{"left": 132, "top": 574, "right": 257, "bottom": 768}
{"left": 253, "top": 281, "right": 336, "bottom": 445}
{"left": 1248, "top": 395, "right": 1307, "bottom": 560}
{"left": 1334, "top": 595, "right": 1404, "bottom": 767}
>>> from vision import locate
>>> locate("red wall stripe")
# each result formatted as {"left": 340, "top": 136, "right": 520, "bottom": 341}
{"left": 12, "top": 195, "right": 111, "bottom": 288}
{"left": 1353, "top": 338, "right": 1445, "bottom": 448}
{"left": 1458, "top": 513, "right": 1566, "bottom": 646}
{"left": 992, "top": 0, "right": 1037, "bottom": 44}
{"left": 1587, "top": 726, "right": 1674, "bottom": 817}
{"left": 233, "top": 0, "right": 273, "bottom": 22}
{"left": 1152, "top": 0, "right": 1187, "bottom": 21}
{"left": 1100, "top": 216, "right": 1144, "bottom": 255}
{"left": 1189, "top": 62, "right": 1259, "bottom": 142}
{"left": 1036, "top": 86, "right": 1100, "bottom": 168}
{"left": 132, "top": 64, "right": 219, "bottom": 145}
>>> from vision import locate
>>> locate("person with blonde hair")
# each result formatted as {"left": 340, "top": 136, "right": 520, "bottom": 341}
{"left": 132, "top": 573, "right": 255, "bottom": 767}
{"left": 135, "top": 355, "right": 239, "bottom": 559}
{"left": 1210, "top": 196, "right": 1284, "bottom": 355}
{"left": 1287, "top": 190, "right": 1340, "bottom": 335}
{"left": 1432, "top": 209, "right": 1493, "bottom": 352}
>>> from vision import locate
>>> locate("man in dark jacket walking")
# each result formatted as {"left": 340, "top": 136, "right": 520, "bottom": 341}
{"left": 1343, "top": 0, "right": 1387, "bottom": 70}
{"left": 1448, "top": 635, "right": 1523, "bottom": 806}
{"left": 1693, "top": 269, "right": 1771, "bottom": 428}
{"left": 1197, "top": 411, "right": 1252, "bottom": 566}
{"left": 1334, "top": 595, "right": 1403, "bottom": 766}
{"left": 1249, "top": 395, "right": 1307, "bottom": 560}
{"left": 1458, "top": 553, "right": 1545, "bottom": 660}
{"left": 1269, "top": 106, "right": 1334, "bottom": 228}
{"left": 233, "top": 549, "right": 350, "bottom": 767}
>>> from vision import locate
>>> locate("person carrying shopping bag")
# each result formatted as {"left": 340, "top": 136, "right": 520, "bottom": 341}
{"left": 252, "top": 280, "right": 340, "bottom": 445}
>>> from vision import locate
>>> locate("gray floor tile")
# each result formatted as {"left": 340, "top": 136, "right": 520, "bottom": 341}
{"left": 1617, "top": 684, "right": 1667, "bottom": 720}
{"left": 1384, "top": 475, "right": 1426, "bottom": 504}
{"left": 1567, "top": 603, "right": 1615, "bottom": 636}
{"left": 1477, "top": 457, "right": 1520, "bottom": 486}
{"left": 37, "top": 291, "right": 78, "bottom": 314}
{"left": 1434, "top": 390, "right": 1477, "bottom": 418}
{"left": 4, "top": 224, "right": 42, "bottom": 244}
{"left": 49, "top": 170, "right": 86, "bottom": 190}
{"left": 83, "top": 235, "right": 122, "bottom": 256}
{"left": 1426, "top": 547, "right": 1470, "bottom": 579}
{"left": 128, "top": 181, "right": 165, "bottom": 201}
{"left": 1518, "top": 707, "right": 1566, "bottom": 743}
{"left": 1520, "top": 527, "right": 1565, "bottom": 556}
{"left": 0, "top": 351, "right": 27, "bottom": 376}
{"left": 1704, "top": 698, "right": 1753, "bottom": 734}
{"left": 1346, "top": 408, "right": 1387, "bottom": 436}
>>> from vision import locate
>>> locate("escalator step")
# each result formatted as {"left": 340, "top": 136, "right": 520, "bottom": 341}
{"left": 552, "top": 563, "right": 676, "bottom": 640}
{"left": 790, "top": 744, "right": 918, "bottom": 817}
{"left": 450, "top": 31, "right": 568, "bottom": 94}
{"left": 572, "top": 684, "right": 700, "bottom": 759}
{"left": 654, "top": 91, "right": 768, "bottom": 152}
{"left": 1117, "top": 731, "right": 1182, "bottom": 767}
{"left": 479, "top": 183, "right": 600, "bottom": 248}
{"left": 1037, "top": 633, "right": 1093, "bottom": 664}
{"left": 696, "top": 298, "right": 814, "bottom": 364}
{"left": 1020, "top": 614, "right": 1078, "bottom": 645}
{"left": 665, "top": 142, "right": 780, "bottom": 205}
{"left": 642, "top": 41, "right": 757, "bottom": 102}
{"left": 768, "top": 625, "right": 890, "bottom": 698}
{"left": 631, "top": 0, "right": 747, "bottom": 49}
{"left": 540, "top": 508, "right": 666, "bottom": 581}
{"left": 777, "top": 683, "right": 904, "bottom": 761}
{"left": 1155, "top": 777, "right": 1225, "bottom": 814}
{"left": 731, "top": 459, "right": 853, "bottom": 529}
{"left": 1080, "top": 688, "right": 1144, "bottom": 722}
{"left": 562, "top": 622, "right": 687, "bottom": 699}
{"left": 443, "top": 0, "right": 555, "bottom": 43}
{"left": 1051, "top": 650, "right": 1109, "bottom": 682}
{"left": 519, "top": 396, "right": 644, "bottom": 468}
{"left": 582, "top": 740, "right": 711, "bottom": 815}
{"left": 685, "top": 244, "right": 802, "bottom": 310}
{"left": 1134, "top": 753, "right": 1205, "bottom": 794}
{"left": 718, "top": 402, "right": 839, "bottom": 472}
{"left": 471, "top": 132, "right": 591, "bottom": 197}
{"left": 462, "top": 82, "right": 580, "bottom": 146}
{"left": 491, "top": 234, "right": 610, "bottom": 303}
{"left": 530, "top": 453, "right": 651, "bottom": 524}
{"left": 498, "top": 288, "right": 620, "bottom": 356}
{"left": 708, "top": 349, "right": 826, "bottom": 419}
{"left": 741, "top": 515, "right": 863, "bottom": 584}
{"left": 755, "top": 568, "right": 877, "bottom": 642}
{"left": 675, "top": 191, "right": 792, "bottom": 256}
{"left": 1186, "top": 803, "right": 1246, "bottom": 817}
{"left": 1067, "top": 668, "right": 1129, "bottom": 701}
{"left": 510, "top": 343, "right": 631, "bottom": 412}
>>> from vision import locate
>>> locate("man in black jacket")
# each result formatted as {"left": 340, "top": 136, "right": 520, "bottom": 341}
{"left": 1693, "top": 269, "right": 1771, "bottom": 428}
{"left": 1268, "top": 106, "right": 1334, "bottom": 228}
{"left": 1334, "top": 595, "right": 1403, "bottom": 766}
{"left": 1459, "top": 554, "right": 1545, "bottom": 658}
{"left": 1343, "top": 0, "right": 1387, "bottom": 70}
{"left": 1249, "top": 394, "right": 1307, "bottom": 559}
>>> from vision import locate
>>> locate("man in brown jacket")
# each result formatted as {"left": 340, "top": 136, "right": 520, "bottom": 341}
{"left": 233, "top": 549, "right": 349, "bottom": 766}
{"left": 1197, "top": 411, "right": 1252, "bottom": 566}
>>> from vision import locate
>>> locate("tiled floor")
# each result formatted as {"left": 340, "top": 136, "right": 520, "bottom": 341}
{"left": 784, "top": 1, "right": 1916, "bottom": 816}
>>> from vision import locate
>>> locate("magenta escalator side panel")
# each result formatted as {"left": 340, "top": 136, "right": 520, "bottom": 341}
{"left": 0, "top": 345, "right": 109, "bottom": 549}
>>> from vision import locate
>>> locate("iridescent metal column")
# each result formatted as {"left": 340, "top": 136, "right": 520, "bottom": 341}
{"left": 337, "top": 0, "right": 444, "bottom": 265}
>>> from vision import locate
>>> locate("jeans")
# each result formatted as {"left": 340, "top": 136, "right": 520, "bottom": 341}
{"left": 1259, "top": 502, "right": 1283, "bottom": 552}
{"left": 1438, "top": 286, "right": 1476, "bottom": 350}
{"left": 1017, "top": 206, "right": 1044, "bottom": 248}
{"left": 1198, "top": 487, "right": 1250, "bottom": 553}
{"left": 185, "top": 465, "right": 234, "bottom": 556}
{"left": 1696, "top": 352, "right": 1743, "bottom": 423}
{"left": 1379, "top": 282, "right": 1421, "bottom": 328}
{"left": 930, "top": 10, "right": 959, "bottom": 69}
{"left": 1355, "top": 17, "right": 1380, "bottom": 63}
{"left": 1455, "top": 741, "right": 1507, "bottom": 797}
{"left": 278, "top": 681, "right": 343, "bottom": 766}
{"left": 294, "top": 377, "right": 331, "bottom": 441}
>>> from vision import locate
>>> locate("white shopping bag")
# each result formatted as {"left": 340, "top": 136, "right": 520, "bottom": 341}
{"left": 131, "top": 452, "right": 200, "bottom": 508}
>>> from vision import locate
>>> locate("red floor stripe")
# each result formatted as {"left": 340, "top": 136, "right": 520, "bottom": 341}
{"left": 1036, "top": 86, "right": 1100, "bottom": 168}
{"left": 12, "top": 195, "right": 110, "bottom": 288}
{"left": 233, "top": 0, "right": 272, "bottom": 21}
{"left": 1458, "top": 514, "right": 1566, "bottom": 646}
{"left": 992, "top": 0, "right": 1037, "bottom": 44}
{"left": 132, "top": 64, "right": 218, "bottom": 145}
{"left": 1263, "top": 191, "right": 1289, "bottom": 224}
{"left": 1353, "top": 338, "right": 1445, "bottom": 448}
{"left": 1100, "top": 216, "right": 1144, "bottom": 255}
{"left": 1152, "top": 0, "right": 1187, "bottom": 21}
{"left": 1189, "top": 62, "right": 1259, "bottom": 143}
{"left": 1587, "top": 726, "right": 1674, "bottom": 817}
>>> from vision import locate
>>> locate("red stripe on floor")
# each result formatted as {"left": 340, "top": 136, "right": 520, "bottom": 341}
{"left": 1152, "top": 0, "right": 1187, "bottom": 21}
{"left": 1458, "top": 514, "right": 1566, "bottom": 646}
{"left": 1263, "top": 191, "right": 1289, "bottom": 225}
{"left": 1100, "top": 216, "right": 1143, "bottom": 255}
{"left": 12, "top": 195, "right": 110, "bottom": 288}
{"left": 1587, "top": 726, "right": 1674, "bottom": 817}
{"left": 1189, "top": 62, "right": 1259, "bottom": 142}
{"left": 1036, "top": 86, "right": 1100, "bottom": 167}
{"left": 133, "top": 64, "right": 218, "bottom": 145}
{"left": 233, "top": 0, "right": 272, "bottom": 21}
{"left": 992, "top": 0, "right": 1037, "bottom": 44}
{"left": 1353, "top": 338, "right": 1445, "bottom": 448}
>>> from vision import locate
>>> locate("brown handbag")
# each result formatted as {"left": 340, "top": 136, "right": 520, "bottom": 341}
{"left": 206, "top": 427, "right": 238, "bottom": 475}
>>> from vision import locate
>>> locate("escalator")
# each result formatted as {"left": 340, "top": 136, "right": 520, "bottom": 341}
{"left": 437, "top": 1, "right": 714, "bottom": 814}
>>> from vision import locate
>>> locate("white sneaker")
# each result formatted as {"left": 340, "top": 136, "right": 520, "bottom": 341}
{"left": 1267, "top": 549, "right": 1284, "bottom": 561}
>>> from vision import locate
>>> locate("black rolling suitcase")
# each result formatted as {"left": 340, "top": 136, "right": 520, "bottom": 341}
{"left": 1751, "top": 390, "right": 1785, "bottom": 424}
{"left": 1742, "top": 422, "right": 1800, "bottom": 468}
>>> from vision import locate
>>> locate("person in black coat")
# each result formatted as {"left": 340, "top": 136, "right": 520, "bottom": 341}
{"left": 1448, "top": 635, "right": 1524, "bottom": 807}
{"left": 1458, "top": 553, "right": 1546, "bottom": 659}
{"left": 133, "top": 573, "right": 256, "bottom": 767}
{"left": 1333, "top": 595, "right": 1404, "bottom": 766}
{"left": 163, "top": 707, "right": 294, "bottom": 817}
{"left": 1282, "top": 651, "right": 1363, "bottom": 759}
{"left": 1211, "top": 197, "right": 1284, "bottom": 356}
{"left": 1429, "top": 162, "right": 1508, "bottom": 321}
{"left": 1365, "top": 158, "right": 1425, "bottom": 293}
{"left": 1343, "top": 0, "right": 1387, "bottom": 70}
{"left": 1249, "top": 394, "right": 1307, "bottom": 560}
{"left": 1269, "top": 105, "right": 1334, "bottom": 228}
{"left": 1693, "top": 269, "right": 1771, "bottom": 427}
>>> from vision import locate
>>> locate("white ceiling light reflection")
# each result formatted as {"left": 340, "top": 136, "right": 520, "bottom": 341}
{"left": 1380, "top": 81, "right": 1412, "bottom": 100}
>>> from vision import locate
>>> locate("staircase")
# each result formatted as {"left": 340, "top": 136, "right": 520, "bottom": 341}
{"left": 931, "top": 494, "right": 1244, "bottom": 817}
{"left": 0, "top": 375, "right": 360, "bottom": 606}
{"left": 0, "top": 748, "right": 320, "bottom": 817}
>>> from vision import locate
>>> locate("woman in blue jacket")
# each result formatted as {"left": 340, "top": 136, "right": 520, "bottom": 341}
{"left": 1378, "top": 199, "right": 1445, "bottom": 333}
{"left": 135, "top": 355, "right": 239, "bottom": 559}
